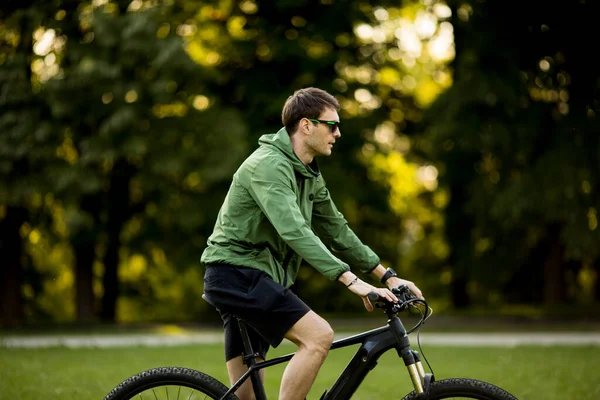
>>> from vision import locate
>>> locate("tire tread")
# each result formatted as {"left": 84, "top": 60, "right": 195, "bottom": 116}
{"left": 104, "top": 366, "right": 238, "bottom": 400}
{"left": 401, "top": 378, "right": 518, "bottom": 400}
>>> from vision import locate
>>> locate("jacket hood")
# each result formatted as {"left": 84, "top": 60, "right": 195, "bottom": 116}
{"left": 258, "top": 127, "right": 320, "bottom": 179}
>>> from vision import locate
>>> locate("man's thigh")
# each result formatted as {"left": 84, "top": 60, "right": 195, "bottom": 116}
{"left": 204, "top": 264, "right": 311, "bottom": 349}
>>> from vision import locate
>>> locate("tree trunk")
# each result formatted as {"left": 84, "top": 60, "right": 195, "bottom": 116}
{"left": 101, "top": 159, "right": 135, "bottom": 322}
{"left": 444, "top": 152, "right": 477, "bottom": 309}
{"left": 0, "top": 206, "right": 27, "bottom": 327}
{"left": 444, "top": 154, "right": 476, "bottom": 309}
{"left": 0, "top": 0, "right": 35, "bottom": 328}
{"left": 74, "top": 238, "right": 96, "bottom": 322}
{"left": 443, "top": 0, "right": 473, "bottom": 310}
{"left": 593, "top": 259, "right": 600, "bottom": 303}
{"left": 543, "top": 227, "right": 567, "bottom": 305}
{"left": 72, "top": 194, "right": 103, "bottom": 322}
{"left": 446, "top": 184, "right": 472, "bottom": 309}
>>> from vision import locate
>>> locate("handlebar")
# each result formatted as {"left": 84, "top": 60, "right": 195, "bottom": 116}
{"left": 368, "top": 285, "right": 421, "bottom": 314}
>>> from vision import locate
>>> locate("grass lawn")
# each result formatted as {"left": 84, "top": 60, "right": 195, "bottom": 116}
{"left": 1, "top": 341, "right": 599, "bottom": 399}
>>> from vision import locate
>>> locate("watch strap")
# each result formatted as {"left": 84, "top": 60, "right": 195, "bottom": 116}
{"left": 380, "top": 268, "right": 397, "bottom": 284}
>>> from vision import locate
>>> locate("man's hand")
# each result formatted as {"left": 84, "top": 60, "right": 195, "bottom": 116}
{"left": 346, "top": 278, "right": 398, "bottom": 312}
{"left": 385, "top": 276, "right": 424, "bottom": 300}
{"left": 338, "top": 271, "right": 398, "bottom": 311}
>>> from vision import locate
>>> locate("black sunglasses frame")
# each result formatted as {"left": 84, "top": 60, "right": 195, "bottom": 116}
{"left": 306, "top": 118, "right": 340, "bottom": 133}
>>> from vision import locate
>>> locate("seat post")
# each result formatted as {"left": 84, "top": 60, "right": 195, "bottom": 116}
{"left": 236, "top": 318, "right": 268, "bottom": 400}
{"left": 202, "top": 294, "right": 268, "bottom": 400}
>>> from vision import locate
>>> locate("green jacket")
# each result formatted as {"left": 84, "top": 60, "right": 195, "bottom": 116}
{"left": 200, "top": 127, "right": 380, "bottom": 287}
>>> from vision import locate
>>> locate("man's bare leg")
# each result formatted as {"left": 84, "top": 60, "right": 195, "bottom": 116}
{"left": 226, "top": 356, "right": 265, "bottom": 400}
{"left": 279, "top": 311, "right": 334, "bottom": 400}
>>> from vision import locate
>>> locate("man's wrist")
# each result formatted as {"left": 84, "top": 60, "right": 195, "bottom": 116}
{"left": 337, "top": 271, "right": 358, "bottom": 287}
{"left": 370, "top": 264, "right": 387, "bottom": 281}
{"left": 380, "top": 268, "right": 398, "bottom": 284}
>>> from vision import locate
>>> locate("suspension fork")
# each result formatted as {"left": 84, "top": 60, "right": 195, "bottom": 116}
{"left": 388, "top": 316, "right": 428, "bottom": 394}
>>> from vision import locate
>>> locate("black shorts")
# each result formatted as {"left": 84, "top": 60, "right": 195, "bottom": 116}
{"left": 203, "top": 264, "right": 311, "bottom": 362}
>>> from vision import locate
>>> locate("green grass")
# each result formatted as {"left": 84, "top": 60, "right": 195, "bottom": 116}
{"left": 1, "top": 342, "right": 599, "bottom": 399}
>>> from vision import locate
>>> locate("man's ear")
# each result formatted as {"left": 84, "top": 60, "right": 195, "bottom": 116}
{"left": 302, "top": 118, "right": 313, "bottom": 135}
{"left": 299, "top": 118, "right": 308, "bottom": 134}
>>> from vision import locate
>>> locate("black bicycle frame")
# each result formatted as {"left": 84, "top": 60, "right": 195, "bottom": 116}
{"left": 220, "top": 316, "right": 413, "bottom": 400}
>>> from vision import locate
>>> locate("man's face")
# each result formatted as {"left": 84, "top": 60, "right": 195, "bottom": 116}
{"left": 306, "top": 107, "right": 341, "bottom": 157}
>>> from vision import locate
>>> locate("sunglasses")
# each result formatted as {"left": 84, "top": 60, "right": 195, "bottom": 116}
{"left": 306, "top": 118, "right": 340, "bottom": 133}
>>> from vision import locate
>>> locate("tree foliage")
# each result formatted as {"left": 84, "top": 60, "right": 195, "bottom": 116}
{"left": 2, "top": 0, "right": 599, "bottom": 326}
{"left": 419, "top": 0, "right": 600, "bottom": 307}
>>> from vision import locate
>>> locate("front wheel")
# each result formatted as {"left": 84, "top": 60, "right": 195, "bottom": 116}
{"left": 104, "top": 366, "right": 238, "bottom": 400}
{"left": 401, "top": 378, "right": 518, "bottom": 400}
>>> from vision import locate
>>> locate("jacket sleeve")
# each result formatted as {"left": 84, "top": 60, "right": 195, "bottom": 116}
{"left": 245, "top": 161, "right": 350, "bottom": 281}
{"left": 311, "top": 179, "right": 380, "bottom": 273}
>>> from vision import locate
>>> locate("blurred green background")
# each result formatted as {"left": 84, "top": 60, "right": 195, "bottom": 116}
{"left": 1, "top": 0, "right": 599, "bottom": 329}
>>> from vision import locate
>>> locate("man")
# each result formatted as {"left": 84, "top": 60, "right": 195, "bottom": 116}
{"left": 201, "top": 87, "right": 422, "bottom": 400}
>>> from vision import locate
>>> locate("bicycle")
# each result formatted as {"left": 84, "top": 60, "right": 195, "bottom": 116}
{"left": 104, "top": 285, "right": 519, "bottom": 399}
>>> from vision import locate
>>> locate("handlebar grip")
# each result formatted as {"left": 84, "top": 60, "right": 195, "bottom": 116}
{"left": 367, "top": 291, "right": 381, "bottom": 302}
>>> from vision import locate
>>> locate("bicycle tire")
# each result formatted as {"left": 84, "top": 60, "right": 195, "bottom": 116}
{"left": 401, "top": 378, "right": 518, "bottom": 400}
{"left": 104, "top": 366, "right": 238, "bottom": 400}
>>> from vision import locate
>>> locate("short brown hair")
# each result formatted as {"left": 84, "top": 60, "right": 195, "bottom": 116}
{"left": 281, "top": 87, "right": 340, "bottom": 134}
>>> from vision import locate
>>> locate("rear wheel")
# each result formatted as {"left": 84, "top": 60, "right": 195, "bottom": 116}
{"left": 104, "top": 366, "right": 238, "bottom": 400}
{"left": 401, "top": 378, "right": 518, "bottom": 400}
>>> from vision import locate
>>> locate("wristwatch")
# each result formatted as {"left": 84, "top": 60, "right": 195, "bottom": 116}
{"left": 380, "top": 267, "right": 398, "bottom": 284}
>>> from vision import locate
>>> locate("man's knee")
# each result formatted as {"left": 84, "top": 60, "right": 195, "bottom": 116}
{"left": 314, "top": 323, "right": 334, "bottom": 353}
{"left": 286, "top": 311, "right": 334, "bottom": 355}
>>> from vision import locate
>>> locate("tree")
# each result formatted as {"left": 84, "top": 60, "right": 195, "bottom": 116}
{"left": 0, "top": 1, "right": 68, "bottom": 326}
{"left": 419, "top": 0, "right": 600, "bottom": 307}
{"left": 42, "top": 3, "right": 250, "bottom": 322}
